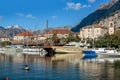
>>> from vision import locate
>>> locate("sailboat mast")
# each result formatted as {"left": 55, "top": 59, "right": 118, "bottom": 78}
{"left": 92, "top": 25, "right": 95, "bottom": 48}
{"left": 27, "top": 31, "right": 28, "bottom": 48}
{"left": 35, "top": 24, "right": 38, "bottom": 47}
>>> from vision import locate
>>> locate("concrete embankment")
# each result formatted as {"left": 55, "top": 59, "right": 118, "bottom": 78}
{"left": 52, "top": 46, "right": 85, "bottom": 53}
{"left": 51, "top": 46, "right": 85, "bottom": 61}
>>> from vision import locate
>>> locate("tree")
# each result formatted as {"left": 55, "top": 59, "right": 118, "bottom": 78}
{"left": 90, "top": 29, "right": 120, "bottom": 48}
{"left": 60, "top": 37, "right": 69, "bottom": 45}
{"left": 1, "top": 41, "right": 11, "bottom": 47}
{"left": 51, "top": 34, "right": 60, "bottom": 46}
{"left": 67, "top": 34, "right": 80, "bottom": 42}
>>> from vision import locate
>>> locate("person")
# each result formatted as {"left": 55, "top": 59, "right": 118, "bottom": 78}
{"left": 25, "top": 65, "right": 30, "bottom": 70}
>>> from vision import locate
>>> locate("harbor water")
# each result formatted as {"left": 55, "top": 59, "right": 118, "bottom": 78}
{"left": 0, "top": 54, "right": 120, "bottom": 80}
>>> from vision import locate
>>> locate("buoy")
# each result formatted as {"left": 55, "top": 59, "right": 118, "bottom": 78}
{"left": 6, "top": 76, "right": 9, "bottom": 80}
{"left": 25, "top": 65, "right": 30, "bottom": 70}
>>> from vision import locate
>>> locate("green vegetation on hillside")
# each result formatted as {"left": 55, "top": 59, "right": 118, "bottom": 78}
{"left": 88, "top": 30, "right": 120, "bottom": 48}
{"left": 50, "top": 34, "right": 80, "bottom": 46}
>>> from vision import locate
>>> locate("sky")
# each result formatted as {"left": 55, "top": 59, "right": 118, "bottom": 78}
{"left": 0, "top": 0, "right": 110, "bottom": 30}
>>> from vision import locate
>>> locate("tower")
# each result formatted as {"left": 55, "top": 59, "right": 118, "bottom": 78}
{"left": 46, "top": 20, "right": 48, "bottom": 34}
{"left": 108, "top": 21, "right": 115, "bottom": 35}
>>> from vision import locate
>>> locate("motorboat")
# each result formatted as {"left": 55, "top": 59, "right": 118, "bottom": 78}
{"left": 82, "top": 50, "right": 98, "bottom": 59}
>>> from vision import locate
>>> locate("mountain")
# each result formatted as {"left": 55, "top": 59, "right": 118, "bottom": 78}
{"left": 98, "top": 0, "right": 118, "bottom": 10}
{"left": 0, "top": 25, "right": 27, "bottom": 37}
{"left": 6, "top": 25, "right": 27, "bottom": 37}
{"left": 0, "top": 26, "right": 5, "bottom": 30}
{"left": 0, "top": 24, "right": 70, "bottom": 37}
{"left": 0, "top": 26, "right": 6, "bottom": 37}
{"left": 71, "top": 0, "right": 120, "bottom": 32}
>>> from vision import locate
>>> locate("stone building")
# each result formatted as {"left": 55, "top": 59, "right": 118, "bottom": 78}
{"left": 45, "top": 29, "right": 73, "bottom": 39}
{"left": 79, "top": 24, "right": 107, "bottom": 39}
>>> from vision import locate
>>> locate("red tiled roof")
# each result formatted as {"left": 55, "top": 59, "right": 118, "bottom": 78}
{"left": 84, "top": 24, "right": 104, "bottom": 29}
{"left": 47, "top": 29, "right": 72, "bottom": 34}
{"left": 1, "top": 35, "right": 9, "bottom": 38}
{"left": 1, "top": 36, "right": 9, "bottom": 38}
{"left": 15, "top": 32, "right": 33, "bottom": 36}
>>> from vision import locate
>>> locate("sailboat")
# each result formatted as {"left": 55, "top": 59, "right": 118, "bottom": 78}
{"left": 22, "top": 30, "right": 48, "bottom": 57}
{"left": 23, "top": 47, "right": 48, "bottom": 57}
{"left": 82, "top": 25, "right": 98, "bottom": 59}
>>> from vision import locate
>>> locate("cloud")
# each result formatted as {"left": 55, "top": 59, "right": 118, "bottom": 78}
{"left": 0, "top": 16, "right": 3, "bottom": 20}
{"left": 52, "top": 16, "right": 57, "bottom": 19}
{"left": 16, "top": 13, "right": 36, "bottom": 19}
{"left": 82, "top": 5, "right": 92, "bottom": 8}
{"left": 16, "top": 13, "right": 24, "bottom": 17}
{"left": 65, "top": 2, "right": 81, "bottom": 10}
{"left": 82, "top": 5, "right": 87, "bottom": 8}
{"left": 88, "top": 0, "right": 96, "bottom": 3}
{"left": 65, "top": 2, "right": 92, "bottom": 11}
{"left": 26, "top": 14, "right": 35, "bottom": 19}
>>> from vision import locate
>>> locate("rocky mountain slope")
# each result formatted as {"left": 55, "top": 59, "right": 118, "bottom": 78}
{"left": 0, "top": 25, "right": 27, "bottom": 37}
{"left": 71, "top": 0, "right": 120, "bottom": 32}
{"left": 0, "top": 25, "right": 72, "bottom": 37}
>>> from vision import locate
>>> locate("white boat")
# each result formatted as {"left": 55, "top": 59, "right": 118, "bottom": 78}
{"left": 0, "top": 48, "right": 5, "bottom": 53}
{"left": 91, "top": 48, "right": 118, "bottom": 54}
{"left": 91, "top": 48, "right": 106, "bottom": 53}
{"left": 0, "top": 45, "right": 23, "bottom": 56}
{"left": 89, "top": 48, "right": 120, "bottom": 58}
{"left": 23, "top": 48, "right": 48, "bottom": 57}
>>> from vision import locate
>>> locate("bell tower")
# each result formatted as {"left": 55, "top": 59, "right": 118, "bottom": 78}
{"left": 108, "top": 21, "right": 115, "bottom": 35}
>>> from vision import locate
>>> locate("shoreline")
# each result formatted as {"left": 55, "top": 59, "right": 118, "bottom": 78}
{"left": 51, "top": 46, "right": 85, "bottom": 61}
{"left": 52, "top": 53, "right": 84, "bottom": 61}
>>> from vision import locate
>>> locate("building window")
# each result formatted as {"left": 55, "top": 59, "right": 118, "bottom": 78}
{"left": 97, "top": 30, "right": 99, "bottom": 33}
{"left": 110, "top": 22, "right": 114, "bottom": 27}
{"left": 88, "top": 29, "right": 90, "bottom": 32}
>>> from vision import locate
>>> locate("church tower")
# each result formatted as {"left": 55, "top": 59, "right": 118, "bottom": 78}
{"left": 108, "top": 21, "right": 115, "bottom": 35}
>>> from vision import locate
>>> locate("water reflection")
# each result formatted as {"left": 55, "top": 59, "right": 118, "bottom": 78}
{"left": 0, "top": 54, "right": 120, "bottom": 80}
{"left": 67, "top": 58, "right": 120, "bottom": 80}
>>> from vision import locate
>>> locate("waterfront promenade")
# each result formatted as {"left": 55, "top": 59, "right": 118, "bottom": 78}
{"left": 52, "top": 46, "right": 85, "bottom": 53}
{"left": 0, "top": 46, "right": 85, "bottom": 61}
{"left": 51, "top": 46, "right": 85, "bottom": 61}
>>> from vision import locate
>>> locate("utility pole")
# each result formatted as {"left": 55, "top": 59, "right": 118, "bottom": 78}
{"left": 45, "top": 20, "right": 49, "bottom": 46}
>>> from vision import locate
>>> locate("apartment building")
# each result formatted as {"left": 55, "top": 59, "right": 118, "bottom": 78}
{"left": 13, "top": 32, "right": 34, "bottom": 41}
{"left": 79, "top": 24, "right": 106, "bottom": 39}
{"left": 45, "top": 29, "right": 72, "bottom": 38}
{"left": 0, "top": 35, "right": 10, "bottom": 42}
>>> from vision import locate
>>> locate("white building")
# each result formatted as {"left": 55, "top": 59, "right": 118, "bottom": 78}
{"left": 0, "top": 35, "right": 10, "bottom": 42}
{"left": 13, "top": 32, "right": 34, "bottom": 41}
{"left": 79, "top": 24, "right": 106, "bottom": 39}
{"left": 34, "top": 35, "right": 46, "bottom": 40}
{"left": 45, "top": 29, "right": 73, "bottom": 39}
